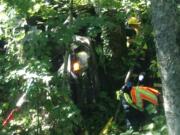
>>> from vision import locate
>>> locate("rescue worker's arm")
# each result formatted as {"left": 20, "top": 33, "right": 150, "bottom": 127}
{"left": 122, "top": 92, "right": 143, "bottom": 111}
{"left": 123, "top": 93, "right": 143, "bottom": 111}
{"left": 116, "top": 90, "right": 143, "bottom": 111}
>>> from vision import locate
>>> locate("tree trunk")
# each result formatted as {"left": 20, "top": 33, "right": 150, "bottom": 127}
{"left": 150, "top": 1, "right": 180, "bottom": 135}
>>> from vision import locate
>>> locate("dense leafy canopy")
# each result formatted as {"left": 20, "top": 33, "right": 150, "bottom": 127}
{"left": 0, "top": 0, "right": 167, "bottom": 134}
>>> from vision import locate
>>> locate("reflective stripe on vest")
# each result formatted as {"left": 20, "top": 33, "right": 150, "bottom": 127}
{"left": 130, "top": 86, "right": 160, "bottom": 109}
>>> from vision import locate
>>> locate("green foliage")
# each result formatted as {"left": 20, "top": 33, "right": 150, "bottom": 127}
{"left": 0, "top": 3, "right": 81, "bottom": 134}
{"left": 0, "top": 0, "right": 166, "bottom": 134}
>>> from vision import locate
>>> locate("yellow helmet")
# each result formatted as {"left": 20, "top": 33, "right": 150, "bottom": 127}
{"left": 127, "top": 17, "right": 140, "bottom": 25}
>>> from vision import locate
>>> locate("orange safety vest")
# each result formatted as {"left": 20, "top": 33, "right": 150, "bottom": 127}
{"left": 130, "top": 86, "right": 160, "bottom": 110}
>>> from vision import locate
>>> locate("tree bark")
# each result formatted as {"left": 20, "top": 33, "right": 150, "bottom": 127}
{"left": 150, "top": 1, "right": 180, "bottom": 135}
